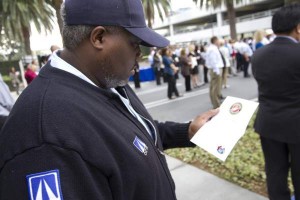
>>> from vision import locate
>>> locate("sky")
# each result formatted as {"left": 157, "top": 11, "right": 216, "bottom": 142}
{"left": 30, "top": 0, "right": 197, "bottom": 53}
{"left": 171, "top": 0, "right": 196, "bottom": 11}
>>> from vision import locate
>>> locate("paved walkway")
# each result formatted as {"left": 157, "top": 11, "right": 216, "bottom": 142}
{"left": 166, "top": 155, "right": 268, "bottom": 200}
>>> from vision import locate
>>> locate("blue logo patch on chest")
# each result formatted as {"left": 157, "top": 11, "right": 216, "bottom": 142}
{"left": 133, "top": 136, "right": 148, "bottom": 155}
{"left": 26, "top": 169, "right": 63, "bottom": 200}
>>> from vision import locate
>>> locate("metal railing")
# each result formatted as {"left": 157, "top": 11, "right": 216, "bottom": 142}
{"left": 223, "top": 8, "right": 279, "bottom": 25}
{"left": 165, "top": 8, "right": 279, "bottom": 37}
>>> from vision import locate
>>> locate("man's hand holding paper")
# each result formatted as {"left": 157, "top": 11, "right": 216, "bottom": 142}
{"left": 191, "top": 96, "right": 259, "bottom": 161}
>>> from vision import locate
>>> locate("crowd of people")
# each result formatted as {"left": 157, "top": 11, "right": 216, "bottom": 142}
{"left": 0, "top": 1, "right": 299, "bottom": 200}
{"left": 0, "top": 44, "right": 61, "bottom": 130}
{"left": 5, "top": 44, "right": 61, "bottom": 95}
{"left": 147, "top": 30, "right": 274, "bottom": 108}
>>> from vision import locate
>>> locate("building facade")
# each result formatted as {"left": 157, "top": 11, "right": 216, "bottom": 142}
{"left": 153, "top": 0, "right": 284, "bottom": 44}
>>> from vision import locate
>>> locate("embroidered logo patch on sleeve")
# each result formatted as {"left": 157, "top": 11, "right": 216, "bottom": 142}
{"left": 26, "top": 169, "right": 63, "bottom": 200}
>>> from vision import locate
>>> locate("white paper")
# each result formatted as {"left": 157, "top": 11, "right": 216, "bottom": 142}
{"left": 190, "top": 96, "right": 259, "bottom": 161}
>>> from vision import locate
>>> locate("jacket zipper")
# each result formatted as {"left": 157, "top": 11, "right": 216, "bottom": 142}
{"left": 123, "top": 88, "right": 177, "bottom": 199}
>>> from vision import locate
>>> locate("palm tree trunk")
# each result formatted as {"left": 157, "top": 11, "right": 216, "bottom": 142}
{"left": 53, "top": 0, "right": 63, "bottom": 35}
{"left": 146, "top": 1, "right": 152, "bottom": 28}
{"left": 147, "top": 17, "right": 152, "bottom": 28}
{"left": 285, "top": 0, "right": 298, "bottom": 4}
{"left": 22, "top": 25, "right": 31, "bottom": 55}
{"left": 226, "top": 0, "right": 237, "bottom": 40}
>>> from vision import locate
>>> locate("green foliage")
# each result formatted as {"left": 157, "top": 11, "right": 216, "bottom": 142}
{"left": 2, "top": 74, "right": 11, "bottom": 82}
{"left": 166, "top": 114, "right": 294, "bottom": 196}
{"left": 1, "top": 0, "right": 54, "bottom": 54}
{"left": 1, "top": 75, "right": 13, "bottom": 90}
{"left": 0, "top": 34, "right": 24, "bottom": 61}
{"left": 0, "top": 60, "right": 20, "bottom": 75}
{"left": 285, "top": 0, "right": 300, "bottom": 4}
{"left": 2, "top": 0, "right": 54, "bottom": 38}
{"left": 142, "top": 0, "right": 171, "bottom": 28}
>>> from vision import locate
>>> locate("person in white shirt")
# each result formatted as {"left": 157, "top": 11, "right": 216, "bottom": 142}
{"left": 233, "top": 40, "right": 244, "bottom": 73}
{"left": 219, "top": 39, "right": 231, "bottom": 88}
{"left": 0, "top": 73, "right": 15, "bottom": 130}
{"left": 206, "top": 36, "right": 224, "bottom": 108}
{"left": 239, "top": 39, "right": 253, "bottom": 78}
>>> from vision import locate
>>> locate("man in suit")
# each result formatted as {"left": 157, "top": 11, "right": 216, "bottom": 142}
{"left": 252, "top": 4, "right": 300, "bottom": 200}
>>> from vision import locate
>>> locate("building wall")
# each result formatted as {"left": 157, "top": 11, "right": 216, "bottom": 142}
{"left": 167, "top": 16, "right": 272, "bottom": 43}
{"left": 154, "top": 0, "right": 282, "bottom": 43}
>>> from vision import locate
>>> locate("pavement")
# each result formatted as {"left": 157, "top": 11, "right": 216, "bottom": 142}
{"left": 10, "top": 77, "right": 268, "bottom": 200}
{"left": 166, "top": 155, "right": 268, "bottom": 200}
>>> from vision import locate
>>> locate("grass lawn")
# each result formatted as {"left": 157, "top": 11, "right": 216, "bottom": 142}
{"left": 165, "top": 114, "right": 294, "bottom": 197}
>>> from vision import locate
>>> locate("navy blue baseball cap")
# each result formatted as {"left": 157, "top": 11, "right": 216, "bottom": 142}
{"left": 65, "top": 0, "right": 170, "bottom": 48}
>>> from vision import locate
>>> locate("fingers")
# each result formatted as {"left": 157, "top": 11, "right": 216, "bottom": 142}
{"left": 202, "top": 108, "right": 219, "bottom": 122}
{"left": 188, "top": 108, "right": 220, "bottom": 139}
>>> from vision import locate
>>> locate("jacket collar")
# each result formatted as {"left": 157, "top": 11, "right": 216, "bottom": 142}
{"left": 273, "top": 36, "right": 299, "bottom": 44}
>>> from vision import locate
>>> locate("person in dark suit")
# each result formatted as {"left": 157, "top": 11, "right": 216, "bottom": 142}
{"left": 252, "top": 4, "right": 300, "bottom": 200}
{"left": 133, "top": 62, "right": 141, "bottom": 89}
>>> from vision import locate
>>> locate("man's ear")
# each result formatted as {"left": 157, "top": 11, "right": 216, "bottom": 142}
{"left": 90, "top": 26, "right": 107, "bottom": 50}
{"left": 297, "top": 24, "right": 300, "bottom": 34}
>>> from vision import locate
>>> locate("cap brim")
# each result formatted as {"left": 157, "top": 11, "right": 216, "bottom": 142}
{"left": 125, "top": 27, "right": 170, "bottom": 48}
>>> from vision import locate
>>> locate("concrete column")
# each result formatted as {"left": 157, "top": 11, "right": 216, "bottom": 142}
{"left": 168, "top": 16, "right": 174, "bottom": 44}
{"left": 216, "top": 11, "right": 223, "bottom": 37}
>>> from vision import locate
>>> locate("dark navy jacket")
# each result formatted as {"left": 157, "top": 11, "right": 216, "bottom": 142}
{"left": 252, "top": 37, "right": 300, "bottom": 143}
{"left": 0, "top": 63, "right": 193, "bottom": 199}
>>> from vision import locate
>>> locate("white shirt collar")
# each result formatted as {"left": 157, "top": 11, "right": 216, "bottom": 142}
{"left": 50, "top": 51, "right": 98, "bottom": 87}
{"left": 49, "top": 51, "right": 153, "bottom": 138}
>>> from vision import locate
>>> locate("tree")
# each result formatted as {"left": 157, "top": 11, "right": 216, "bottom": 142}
{"left": 1, "top": 0, "right": 54, "bottom": 55}
{"left": 0, "top": 35, "right": 24, "bottom": 61}
{"left": 142, "top": 0, "right": 171, "bottom": 28}
{"left": 285, "top": 0, "right": 299, "bottom": 4}
{"left": 193, "top": 0, "right": 242, "bottom": 40}
{"left": 45, "top": 0, "right": 63, "bottom": 35}
{"left": 44, "top": 0, "right": 172, "bottom": 35}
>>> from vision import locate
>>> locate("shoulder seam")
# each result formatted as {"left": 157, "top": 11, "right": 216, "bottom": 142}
{"left": 0, "top": 143, "right": 104, "bottom": 174}
{"left": 39, "top": 79, "right": 51, "bottom": 142}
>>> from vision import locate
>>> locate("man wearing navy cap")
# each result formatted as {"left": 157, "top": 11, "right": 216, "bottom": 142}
{"left": 0, "top": 0, "right": 218, "bottom": 199}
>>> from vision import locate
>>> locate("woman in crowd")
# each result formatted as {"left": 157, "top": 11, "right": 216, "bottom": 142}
{"left": 9, "top": 67, "right": 21, "bottom": 94}
{"left": 219, "top": 39, "right": 231, "bottom": 88}
{"left": 179, "top": 49, "right": 192, "bottom": 92}
{"left": 24, "top": 63, "right": 37, "bottom": 84}
{"left": 161, "top": 48, "right": 181, "bottom": 100}
{"left": 152, "top": 50, "right": 162, "bottom": 85}
{"left": 188, "top": 44, "right": 201, "bottom": 88}
{"left": 253, "top": 30, "right": 265, "bottom": 50}
{"left": 200, "top": 45, "right": 209, "bottom": 84}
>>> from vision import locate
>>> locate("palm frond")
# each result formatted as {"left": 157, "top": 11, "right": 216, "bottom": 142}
{"left": 142, "top": 0, "right": 171, "bottom": 27}
{"left": 1, "top": 0, "right": 55, "bottom": 53}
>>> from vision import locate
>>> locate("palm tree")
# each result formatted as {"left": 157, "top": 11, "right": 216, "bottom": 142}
{"left": 285, "top": 0, "right": 299, "bottom": 4}
{"left": 1, "top": 0, "right": 54, "bottom": 55}
{"left": 193, "top": 0, "right": 242, "bottom": 40}
{"left": 142, "top": 0, "right": 171, "bottom": 28}
{"left": 45, "top": 0, "right": 171, "bottom": 35}
{"left": 45, "top": 0, "right": 63, "bottom": 35}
